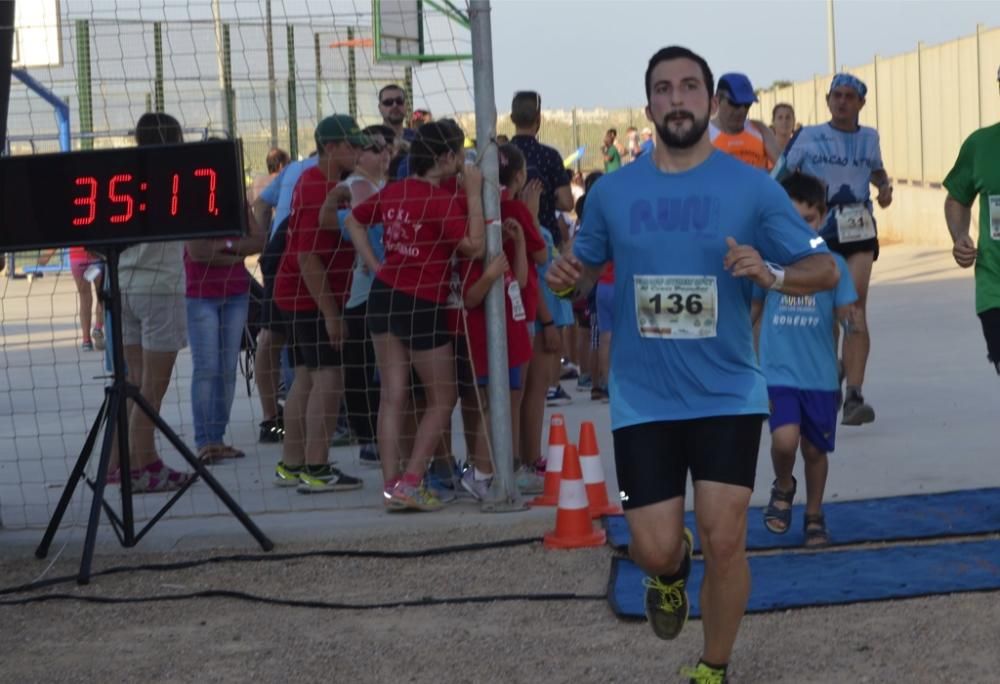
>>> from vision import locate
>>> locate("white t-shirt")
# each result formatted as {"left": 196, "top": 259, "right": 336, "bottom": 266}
{"left": 119, "top": 241, "right": 185, "bottom": 295}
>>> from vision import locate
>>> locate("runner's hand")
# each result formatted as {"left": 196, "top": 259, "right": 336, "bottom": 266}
{"left": 952, "top": 235, "right": 976, "bottom": 269}
{"left": 546, "top": 253, "right": 582, "bottom": 294}
{"left": 724, "top": 237, "right": 775, "bottom": 289}
{"left": 876, "top": 183, "right": 893, "bottom": 208}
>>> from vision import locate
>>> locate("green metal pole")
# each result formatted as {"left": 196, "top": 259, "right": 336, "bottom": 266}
{"left": 405, "top": 66, "right": 414, "bottom": 118}
{"left": 347, "top": 27, "right": 357, "bottom": 119}
{"left": 153, "top": 22, "right": 165, "bottom": 111}
{"left": 223, "top": 24, "right": 236, "bottom": 137}
{"left": 75, "top": 20, "right": 93, "bottom": 150}
{"left": 314, "top": 32, "right": 322, "bottom": 120}
{"left": 287, "top": 25, "right": 298, "bottom": 158}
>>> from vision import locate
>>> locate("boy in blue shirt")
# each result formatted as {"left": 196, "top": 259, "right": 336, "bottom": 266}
{"left": 753, "top": 172, "right": 858, "bottom": 547}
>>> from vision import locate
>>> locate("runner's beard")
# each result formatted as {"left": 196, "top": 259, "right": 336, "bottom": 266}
{"left": 654, "top": 110, "right": 709, "bottom": 150}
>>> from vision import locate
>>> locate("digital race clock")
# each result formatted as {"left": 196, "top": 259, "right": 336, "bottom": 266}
{"left": 0, "top": 139, "right": 247, "bottom": 251}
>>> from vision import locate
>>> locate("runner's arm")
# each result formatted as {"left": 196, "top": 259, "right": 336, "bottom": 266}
{"left": 944, "top": 194, "right": 976, "bottom": 268}
{"left": 750, "top": 299, "right": 763, "bottom": 326}
{"left": 251, "top": 197, "right": 273, "bottom": 236}
{"left": 750, "top": 120, "right": 782, "bottom": 165}
{"left": 345, "top": 213, "right": 380, "bottom": 274}
{"left": 298, "top": 251, "right": 339, "bottom": 322}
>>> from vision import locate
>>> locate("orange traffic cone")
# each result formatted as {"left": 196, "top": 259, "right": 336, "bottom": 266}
{"left": 543, "top": 443, "right": 607, "bottom": 549}
{"left": 579, "top": 421, "right": 622, "bottom": 518}
{"left": 530, "top": 413, "right": 567, "bottom": 507}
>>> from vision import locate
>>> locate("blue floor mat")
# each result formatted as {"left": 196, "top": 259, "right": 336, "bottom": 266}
{"left": 603, "top": 487, "right": 1000, "bottom": 553}
{"left": 608, "top": 538, "right": 1000, "bottom": 618}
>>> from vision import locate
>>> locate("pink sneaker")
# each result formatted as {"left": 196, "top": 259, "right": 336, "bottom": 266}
{"left": 126, "top": 459, "right": 192, "bottom": 494}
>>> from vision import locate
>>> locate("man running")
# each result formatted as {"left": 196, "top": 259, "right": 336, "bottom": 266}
{"left": 943, "top": 66, "right": 1000, "bottom": 376}
{"left": 547, "top": 46, "right": 837, "bottom": 683}
{"left": 709, "top": 72, "right": 780, "bottom": 171}
{"left": 773, "top": 73, "right": 893, "bottom": 425}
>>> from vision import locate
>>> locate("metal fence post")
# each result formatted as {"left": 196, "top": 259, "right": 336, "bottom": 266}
{"left": 469, "top": 0, "right": 524, "bottom": 511}
{"left": 153, "top": 22, "right": 165, "bottom": 111}
{"left": 75, "top": 20, "right": 94, "bottom": 150}
{"left": 917, "top": 41, "right": 926, "bottom": 183}
{"left": 287, "top": 25, "right": 297, "bottom": 158}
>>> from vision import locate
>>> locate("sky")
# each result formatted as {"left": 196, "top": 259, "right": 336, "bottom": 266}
{"left": 488, "top": 0, "right": 1000, "bottom": 109}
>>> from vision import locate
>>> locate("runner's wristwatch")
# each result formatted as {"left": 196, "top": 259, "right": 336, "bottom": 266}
{"left": 765, "top": 262, "right": 785, "bottom": 290}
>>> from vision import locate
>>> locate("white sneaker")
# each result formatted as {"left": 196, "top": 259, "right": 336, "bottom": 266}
{"left": 460, "top": 469, "right": 493, "bottom": 501}
{"left": 515, "top": 466, "right": 545, "bottom": 495}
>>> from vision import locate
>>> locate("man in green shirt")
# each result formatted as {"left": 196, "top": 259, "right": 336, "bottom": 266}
{"left": 601, "top": 128, "right": 622, "bottom": 172}
{"left": 943, "top": 66, "right": 1000, "bottom": 374}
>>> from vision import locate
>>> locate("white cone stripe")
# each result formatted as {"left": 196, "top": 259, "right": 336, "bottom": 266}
{"left": 547, "top": 444, "right": 565, "bottom": 471}
{"left": 579, "top": 453, "right": 604, "bottom": 484}
{"left": 557, "top": 478, "right": 589, "bottom": 510}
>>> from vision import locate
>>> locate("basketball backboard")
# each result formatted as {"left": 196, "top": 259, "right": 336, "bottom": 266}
{"left": 372, "top": 0, "right": 471, "bottom": 64}
{"left": 13, "top": 0, "right": 62, "bottom": 68}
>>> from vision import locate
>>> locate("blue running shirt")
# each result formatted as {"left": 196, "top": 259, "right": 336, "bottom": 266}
{"left": 773, "top": 124, "right": 884, "bottom": 243}
{"left": 753, "top": 253, "right": 857, "bottom": 391}
{"left": 574, "top": 151, "right": 829, "bottom": 429}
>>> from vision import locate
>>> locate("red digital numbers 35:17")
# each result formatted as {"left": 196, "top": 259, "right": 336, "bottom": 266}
{"left": 71, "top": 168, "right": 219, "bottom": 227}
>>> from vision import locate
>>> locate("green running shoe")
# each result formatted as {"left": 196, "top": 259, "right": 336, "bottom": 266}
{"left": 680, "top": 661, "right": 727, "bottom": 683}
{"left": 642, "top": 527, "right": 693, "bottom": 640}
{"left": 274, "top": 461, "right": 303, "bottom": 487}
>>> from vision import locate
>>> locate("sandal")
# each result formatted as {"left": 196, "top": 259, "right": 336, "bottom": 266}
{"left": 197, "top": 445, "right": 227, "bottom": 464}
{"left": 804, "top": 513, "right": 830, "bottom": 548}
{"left": 217, "top": 445, "right": 246, "bottom": 460}
{"left": 763, "top": 477, "right": 796, "bottom": 535}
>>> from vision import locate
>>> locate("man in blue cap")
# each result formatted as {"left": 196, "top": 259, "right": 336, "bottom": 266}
{"left": 709, "top": 72, "right": 780, "bottom": 170}
{"left": 773, "top": 73, "right": 893, "bottom": 427}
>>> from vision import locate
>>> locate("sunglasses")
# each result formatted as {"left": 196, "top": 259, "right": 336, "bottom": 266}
{"left": 721, "top": 95, "right": 751, "bottom": 109}
{"left": 381, "top": 96, "right": 405, "bottom": 107}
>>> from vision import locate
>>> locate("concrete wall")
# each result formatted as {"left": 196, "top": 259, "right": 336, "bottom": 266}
{"left": 875, "top": 184, "right": 980, "bottom": 249}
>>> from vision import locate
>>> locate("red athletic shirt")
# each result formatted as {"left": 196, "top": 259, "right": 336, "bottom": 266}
{"left": 273, "top": 166, "right": 355, "bottom": 312}
{"left": 500, "top": 192, "right": 545, "bottom": 323}
{"left": 460, "top": 257, "right": 532, "bottom": 377}
{"left": 350, "top": 178, "right": 469, "bottom": 304}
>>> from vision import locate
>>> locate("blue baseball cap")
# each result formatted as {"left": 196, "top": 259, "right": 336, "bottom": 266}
{"left": 717, "top": 73, "right": 758, "bottom": 106}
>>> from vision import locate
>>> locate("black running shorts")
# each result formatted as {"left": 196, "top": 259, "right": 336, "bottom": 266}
{"left": 978, "top": 307, "right": 1000, "bottom": 368}
{"left": 828, "top": 236, "right": 879, "bottom": 262}
{"left": 289, "top": 311, "right": 342, "bottom": 369}
{"left": 612, "top": 414, "right": 766, "bottom": 510}
{"left": 366, "top": 279, "right": 451, "bottom": 352}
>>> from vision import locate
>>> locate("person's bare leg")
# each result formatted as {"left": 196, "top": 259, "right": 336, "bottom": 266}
{"left": 598, "top": 331, "right": 612, "bottom": 389}
{"left": 371, "top": 333, "right": 410, "bottom": 482}
{"left": 800, "top": 437, "right": 828, "bottom": 518}
{"left": 842, "top": 251, "right": 873, "bottom": 389}
{"left": 93, "top": 272, "right": 105, "bottom": 327}
{"left": 694, "top": 481, "right": 753, "bottom": 667}
{"left": 304, "top": 366, "right": 343, "bottom": 466}
{"left": 281, "top": 365, "right": 312, "bottom": 467}
{"left": 625, "top": 496, "right": 687, "bottom": 575}
{"left": 111, "top": 344, "right": 145, "bottom": 472}
{"left": 130, "top": 349, "right": 178, "bottom": 469}
{"left": 520, "top": 335, "right": 551, "bottom": 468}
{"left": 509, "top": 385, "right": 523, "bottom": 467}
{"left": 255, "top": 329, "right": 286, "bottom": 421}
{"left": 407, "top": 344, "right": 457, "bottom": 477}
{"left": 767, "top": 423, "right": 799, "bottom": 532}
{"left": 74, "top": 274, "right": 93, "bottom": 342}
{"left": 576, "top": 324, "right": 592, "bottom": 379}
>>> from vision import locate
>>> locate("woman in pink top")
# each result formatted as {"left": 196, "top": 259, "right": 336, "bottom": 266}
{"left": 185, "top": 219, "right": 265, "bottom": 462}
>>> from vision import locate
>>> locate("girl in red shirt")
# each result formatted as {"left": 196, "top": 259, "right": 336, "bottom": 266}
{"left": 346, "top": 121, "right": 485, "bottom": 511}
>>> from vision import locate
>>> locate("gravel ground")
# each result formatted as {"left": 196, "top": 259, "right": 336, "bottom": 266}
{"left": 2, "top": 518, "right": 999, "bottom": 684}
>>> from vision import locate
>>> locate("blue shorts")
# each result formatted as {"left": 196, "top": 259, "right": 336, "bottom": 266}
{"left": 596, "top": 282, "right": 614, "bottom": 333}
{"left": 767, "top": 386, "right": 838, "bottom": 453}
{"left": 476, "top": 365, "right": 523, "bottom": 390}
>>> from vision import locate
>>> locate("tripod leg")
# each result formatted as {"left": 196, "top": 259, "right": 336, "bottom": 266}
{"left": 77, "top": 390, "right": 124, "bottom": 584}
{"left": 35, "top": 390, "right": 110, "bottom": 559}
{"left": 131, "top": 392, "right": 274, "bottom": 552}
